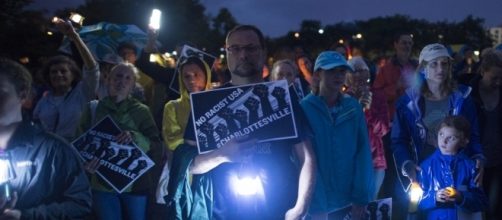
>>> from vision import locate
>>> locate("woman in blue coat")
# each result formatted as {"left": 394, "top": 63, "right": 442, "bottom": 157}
{"left": 392, "top": 44, "right": 484, "bottom": 189}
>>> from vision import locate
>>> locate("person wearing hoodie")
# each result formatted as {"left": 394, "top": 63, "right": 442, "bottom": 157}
{"left": 391, "top": 44, "right": 485, "bottom": 215}
{"left": 301, "top": 51, "right": 374, "bottom": 220}
{"left": 162, "top": 56, "right": 212, "bottom": 155}
{"left": 77, "top": 62, "right": 164, "bottom": 220}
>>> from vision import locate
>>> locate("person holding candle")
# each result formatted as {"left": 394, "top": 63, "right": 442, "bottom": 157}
{"left": 392, "top": 43, "right": 485, "bottom": 191}
{"left": 417, "top": 116, "right": 487, "bottom": 219}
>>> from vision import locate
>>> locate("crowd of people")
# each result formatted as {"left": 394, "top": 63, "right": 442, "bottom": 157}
{"left": 0, "top": 17, "right": 501, "bottom": 220}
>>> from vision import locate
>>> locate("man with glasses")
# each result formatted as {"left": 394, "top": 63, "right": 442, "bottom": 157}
{"left": 168, "top": 25, "right": 315, "bottom": 220}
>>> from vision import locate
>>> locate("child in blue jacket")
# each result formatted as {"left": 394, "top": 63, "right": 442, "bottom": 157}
{"left": 418, "top": 116, "right": 487, "bottom": 219}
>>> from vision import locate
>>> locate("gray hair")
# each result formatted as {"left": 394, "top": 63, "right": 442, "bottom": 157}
{"left": 347, "top": 56, "right": 369, "bottom": 71}
{"left": 271, "top": 59, "right": 299, "bottom": 78}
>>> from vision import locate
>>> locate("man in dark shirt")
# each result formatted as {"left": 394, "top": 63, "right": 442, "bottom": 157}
{"left": 178, "top": 25, "right": 316, "bottom": 220}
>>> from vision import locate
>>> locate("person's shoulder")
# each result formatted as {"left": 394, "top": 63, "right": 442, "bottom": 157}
{"left": 457, "top": 150, "right": 476, "bottom": 165}
{"left": 454, "top": 84, "right": 472, "bottom": 97}
{"left": 300, "top": 93, "right": 318, "bottom": 104}
{"left": 28, "top": 123, "right": 74, "bottom": 153}
{"left": 341, "top": 94, "right": 359, "bottom": 105}
{"left": 128, "top": 98, "right": 151, "bottom": 111}
{"left": 164, "top": 98, "right": 182, "bottom": 109}
{"left": 337, "top": 94, "right": 362, "bottom": 111}
{"left": 396, "top": 92, "right": 411, "bottom": 104}
{"left": 380, "top": 58, "right": 400, "bottom": 71}
{"left": 419, "top": 151, "right": 437, "bottom": 168}
{"left": 396, "top": 88, "right": 417, "bottom": 105}
{"left": 138, "top": 70, "right": 154, "bottom": 81}
{"left": 34, "top": 92, "right": 51, "bottom": 106}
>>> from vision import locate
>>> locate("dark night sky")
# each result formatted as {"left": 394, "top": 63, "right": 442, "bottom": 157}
{"left": 29, "top": 0, "right": 502, "bottom": 37}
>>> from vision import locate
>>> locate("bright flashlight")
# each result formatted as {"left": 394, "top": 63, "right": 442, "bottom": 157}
{"left": 230, "top": 162, "right": 263, "bottom": 197}
{"left": 69, "top": 13, "right": 85, "bottom": 26}
{"left": 0, "top": 160, "right": 10, "bottom": 184}
{"left": 0, "top": 152, "right": 13, "bottom": 201}
{"left": 149, "top": 9, "right": 161, "bottom": 30}
{"left": 149, "top": 54, "right": 157, "bottom": 63}
{"left": 237, "top": 176, "right": 260, "bottom": 196}
{"left": 408, "top": 182, "right": 423, "bottom": 213}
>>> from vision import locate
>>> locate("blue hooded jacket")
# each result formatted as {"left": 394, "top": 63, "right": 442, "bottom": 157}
{"left": 301, "top": 93, "right": 374, "bottom": 213}
{"left": 391, "top": 84, "right": 484, "bottom": 187}
{"left": 418, "top": 149, "right": 488, "bottom": 219}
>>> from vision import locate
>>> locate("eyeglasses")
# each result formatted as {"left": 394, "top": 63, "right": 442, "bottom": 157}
{"left": 226, "top": 45, "right": 261, "bottom": 54}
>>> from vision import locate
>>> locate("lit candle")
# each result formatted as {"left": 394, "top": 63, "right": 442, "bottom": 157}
{"left": 445, "top": 186, "right": 456, "bottom": 197}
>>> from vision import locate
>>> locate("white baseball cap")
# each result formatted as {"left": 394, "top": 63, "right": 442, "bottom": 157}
{"left": 419, "top": 43, "right": 451, "bottom": 64}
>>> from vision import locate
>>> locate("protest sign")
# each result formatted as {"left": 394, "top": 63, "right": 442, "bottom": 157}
{"left": 72, "top": 116, "right": 155, "bottom": 193}
{"left": 169, "top": 45, "right": 216, "bottom": 94}
{"left": 292, "top": 78, "right": 305, "bottom": 100}
{"left": 329, "top": 198, "right": 392, "bottom": 220}
{"left": 190, "top": 80, "right": 298, "bottom": 154}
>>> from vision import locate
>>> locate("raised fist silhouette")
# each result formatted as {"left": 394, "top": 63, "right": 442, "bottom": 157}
{"left": 253, "top": 84, "right": 273, "bottom": 115}
{"left": 217, "top": 107, "right": 239, "bottom": 132}
{"left": 271, "top": 86, "right": 287, "bottom": 110}
{"left": 109, "top": 148, "right": 129, "bottom": 164}
{"left": 244, "top": 97, "right": 260, "bottom": 124}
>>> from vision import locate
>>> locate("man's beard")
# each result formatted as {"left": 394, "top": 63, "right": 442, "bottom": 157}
{"left": 233, "top": 61, "right": 261, "bottom": 77}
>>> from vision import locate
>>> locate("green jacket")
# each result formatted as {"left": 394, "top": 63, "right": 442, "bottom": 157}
{"left": 78, "top": 96, "right": 164, "bottom": 193}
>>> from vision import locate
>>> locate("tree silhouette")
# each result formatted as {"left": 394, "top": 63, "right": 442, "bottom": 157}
{"left": 1, "top": 1, "right": 495, "bottom": 71}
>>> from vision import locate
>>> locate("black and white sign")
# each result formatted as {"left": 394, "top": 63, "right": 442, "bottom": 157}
{"left": 72, "top": 116, "right": 155, "bottom": 193}
{"left": 190, "top": 80, "right": 298, "bottom": 154}
{"left": 329, "top": 198, "right": 392, "bottom": 220}
{"left": 292, "top": 78, "right": 305, "bottom": 100}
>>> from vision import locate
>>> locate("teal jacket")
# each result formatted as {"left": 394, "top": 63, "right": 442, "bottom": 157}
{"left": 301, "top": 93, "right": 375, "bottom": 213}
{"left": 166, "top": 143, "right": 213, "bottom": 220}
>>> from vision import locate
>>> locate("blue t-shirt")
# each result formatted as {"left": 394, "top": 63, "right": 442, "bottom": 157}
{"left": 183, "top": 83, "right": 312, "bottom": 219}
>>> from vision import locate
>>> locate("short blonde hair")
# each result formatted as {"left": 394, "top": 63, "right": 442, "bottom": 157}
{"left": 110, "top": 62, "right": 140, "bottom": 80}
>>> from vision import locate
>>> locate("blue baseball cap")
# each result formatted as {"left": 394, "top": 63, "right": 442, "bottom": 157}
{"left": 314, "top": 51, "right": 353, "bottom": 72}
